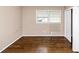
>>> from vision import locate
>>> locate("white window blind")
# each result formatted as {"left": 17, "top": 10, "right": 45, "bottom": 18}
{"left": 36, "top": 10, "right": 61, "bottom": 23}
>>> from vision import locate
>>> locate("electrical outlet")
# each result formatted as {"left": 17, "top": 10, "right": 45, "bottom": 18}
{"left": 50, "top": 32, "right": 53, "bottom": 35}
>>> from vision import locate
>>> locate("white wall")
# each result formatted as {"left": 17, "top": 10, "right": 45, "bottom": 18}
{"left": 73, "top": 7, "right": 79, "bottom": 52}
{"left": 22, "top": 6, "right": 64, "bottom": 36}
{"left": 0, "top": 7, "right": 22, "bottom": 52}
{"left": 64, "top": 7, "right": 71, "bottom": 42}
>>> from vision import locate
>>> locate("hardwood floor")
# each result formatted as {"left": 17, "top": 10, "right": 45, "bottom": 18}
{"left": 2, "top": 36, "right": 72, "bottom": 53}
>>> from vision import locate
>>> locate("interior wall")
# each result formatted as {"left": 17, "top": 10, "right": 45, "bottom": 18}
{"left": 73, "top": 7, "right": 79, "bottom": 52}
{"left": 22, "top": 6, "right": 64, "bottom": 36}
{"left": 0, "top": 7, "right": 22, "bottom": 52}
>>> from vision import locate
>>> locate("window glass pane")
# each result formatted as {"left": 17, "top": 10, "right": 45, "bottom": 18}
{"left": 36, "top": 10, "right": 49, "bottom": 17}
{"left": 36, "top": 10, "right": 61, "bottom": 23}
{"left": 49, "top": 17, "right": 61, "bottom": 23}
{"left": 37, "top": 17, "right": 48, "bottom": 23}
{"left": 48, "top": 10, "right": 61, "bottom": 23}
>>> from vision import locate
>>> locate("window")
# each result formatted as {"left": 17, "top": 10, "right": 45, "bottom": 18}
{"left": 36, "top": 10, "right": 61, "bottom": 23}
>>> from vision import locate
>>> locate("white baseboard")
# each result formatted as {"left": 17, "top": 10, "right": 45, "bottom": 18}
{"left": 64, "top": 35, "right": 71, "bottom": 43}
{"left": 0, "top": 35, "right": 22, "bottom": 53}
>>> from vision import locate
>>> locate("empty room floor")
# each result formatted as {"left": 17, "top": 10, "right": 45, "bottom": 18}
{"left": 2, "top": 36, "right": 72, "bottom": 53}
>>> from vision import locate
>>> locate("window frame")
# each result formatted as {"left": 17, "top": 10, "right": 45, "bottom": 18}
{"left": 36, "top": 10, "right": 61, "bottom": 24}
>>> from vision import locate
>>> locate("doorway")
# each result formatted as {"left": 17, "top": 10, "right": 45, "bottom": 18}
{"left": 65, "top": 8, "right": 73, "bottom": 51}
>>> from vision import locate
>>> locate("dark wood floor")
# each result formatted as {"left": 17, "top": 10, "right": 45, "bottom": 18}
{"left": 2, "top": 36, "right": 72, "bottom": 53}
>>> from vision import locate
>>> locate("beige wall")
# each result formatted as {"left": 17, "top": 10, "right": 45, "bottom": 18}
{"left": 22, "top": 6, "right": 64, "bottom": 36}
{"left": 0, "top": 7, "right": 22, "bottom": 51}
